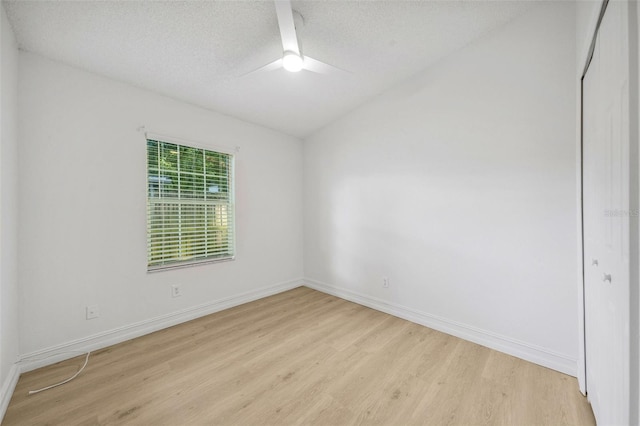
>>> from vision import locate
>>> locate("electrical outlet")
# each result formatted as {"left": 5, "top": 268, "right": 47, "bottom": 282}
{"left": 383, "top": 277, "right": 389, "bottom": 288}
{"left": 171, "top": 284, "right": 183, "bottom": 298}
{"left": 86, "top": 305, "right": 99, "bottom": 320}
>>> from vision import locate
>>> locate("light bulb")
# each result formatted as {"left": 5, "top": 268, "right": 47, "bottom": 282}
{"left": 282, "top": 51, "right": 303, "bottom": 72}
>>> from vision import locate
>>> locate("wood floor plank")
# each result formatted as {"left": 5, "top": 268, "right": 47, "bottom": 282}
{"left": 3, "top": 288, "right": 595, "bottom": 426}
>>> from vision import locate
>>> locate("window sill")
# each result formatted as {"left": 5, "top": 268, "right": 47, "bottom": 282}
{"left": 147, "top": 256, "right": 235, "bottom": 273}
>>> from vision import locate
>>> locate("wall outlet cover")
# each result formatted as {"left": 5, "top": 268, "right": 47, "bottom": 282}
{"left": 86, "top": 305, "right": 99, "bottom": 320}
{"left": 171, "top": 285, "right": 183, "bottom": 298}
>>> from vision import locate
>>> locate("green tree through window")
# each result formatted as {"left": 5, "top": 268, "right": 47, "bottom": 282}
{"left": 147, "top": 138, "right": 234, "bottom": 270}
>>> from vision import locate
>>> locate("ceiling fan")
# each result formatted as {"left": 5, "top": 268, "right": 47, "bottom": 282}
{"left": 246, "top": 0, "right": 347, "bottom": 75}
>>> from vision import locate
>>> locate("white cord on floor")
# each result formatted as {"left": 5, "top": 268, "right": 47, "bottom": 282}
{"left": 28, "top": 352, "right": 91, "bottom": 395}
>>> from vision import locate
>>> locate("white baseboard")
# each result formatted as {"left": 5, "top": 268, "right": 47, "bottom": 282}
{"left": 0, "top": 364, "right": 20, "bottom": 423}
{"left": 303, "top": 278, "right": 577, "bottom": 377}
{"left": 18, "top": 278, "right": 304, "bottom": 373}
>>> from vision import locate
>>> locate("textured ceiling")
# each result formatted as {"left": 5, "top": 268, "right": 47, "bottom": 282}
{"left": 4, "top": 0, "right": 535, "bottom": 138}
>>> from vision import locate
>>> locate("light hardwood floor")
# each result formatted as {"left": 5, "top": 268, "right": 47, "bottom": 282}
{"left": 4, "top": 287, "right": 594, "bottom": 425}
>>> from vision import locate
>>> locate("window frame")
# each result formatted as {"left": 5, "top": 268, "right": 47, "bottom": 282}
{"left": 145, "top": 132, "right": 236, "bottom": 272}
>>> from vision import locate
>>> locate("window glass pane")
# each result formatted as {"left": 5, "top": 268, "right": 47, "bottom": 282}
{"left": 205, "top": 152, "right": 224, "bottom": 175}
{"left": 159, "top": 142, "right": 178, "bottom": 171}
{"left": 147, "top": 140, "right": 159, "bottom": 171}
{"left": 160, "top": 170, "right": 178, "bottom": 198}
{"left": 206, "top": 176, "right": 228, "bottom": 200}
{"left": 180, "top": 145, "right": 203, "bottom": 173}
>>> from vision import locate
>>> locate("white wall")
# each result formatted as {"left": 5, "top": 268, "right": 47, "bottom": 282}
{"left": 0, "top": 3, "right": 20, "bottom": 412}
{"left": 303, "top": 2, "right": 578, "bottom": 374}
{"left": 17, "top": 53, "right": 303, "bottom": 356}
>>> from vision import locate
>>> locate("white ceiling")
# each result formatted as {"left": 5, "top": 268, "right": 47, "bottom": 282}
{"left": 4, "top": 0, "right": 536, "bottom": 138}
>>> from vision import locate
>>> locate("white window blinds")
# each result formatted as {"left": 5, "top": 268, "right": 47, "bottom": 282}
{"left": 147, "top": 138, "right": 235, "bottom": 270}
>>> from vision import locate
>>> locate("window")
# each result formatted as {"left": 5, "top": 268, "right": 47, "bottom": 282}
{"left": 146, "top": 136, "right": 234, "bottom": 270}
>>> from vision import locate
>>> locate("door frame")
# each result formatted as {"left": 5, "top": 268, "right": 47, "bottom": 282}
{"left": 628, "top": 2, "right": 639, "bottom": 424}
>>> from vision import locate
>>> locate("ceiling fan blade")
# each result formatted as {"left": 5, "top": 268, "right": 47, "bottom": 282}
{"left": 274, "top": 0, "right": 300, "bottom": 55}
{"left": 241, "top": 58, "right": 282, "bottom": 77}
{"left": 302, "top": 56, "right": 350, "bottom": 75}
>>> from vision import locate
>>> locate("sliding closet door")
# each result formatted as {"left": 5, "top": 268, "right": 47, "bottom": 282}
{"left": 583, "top": 1, "right": 630, "bottom": 424}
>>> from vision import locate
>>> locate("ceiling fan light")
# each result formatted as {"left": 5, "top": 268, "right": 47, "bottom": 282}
{"left": 282, "top": 51, "right": 303, "bottom": 72}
